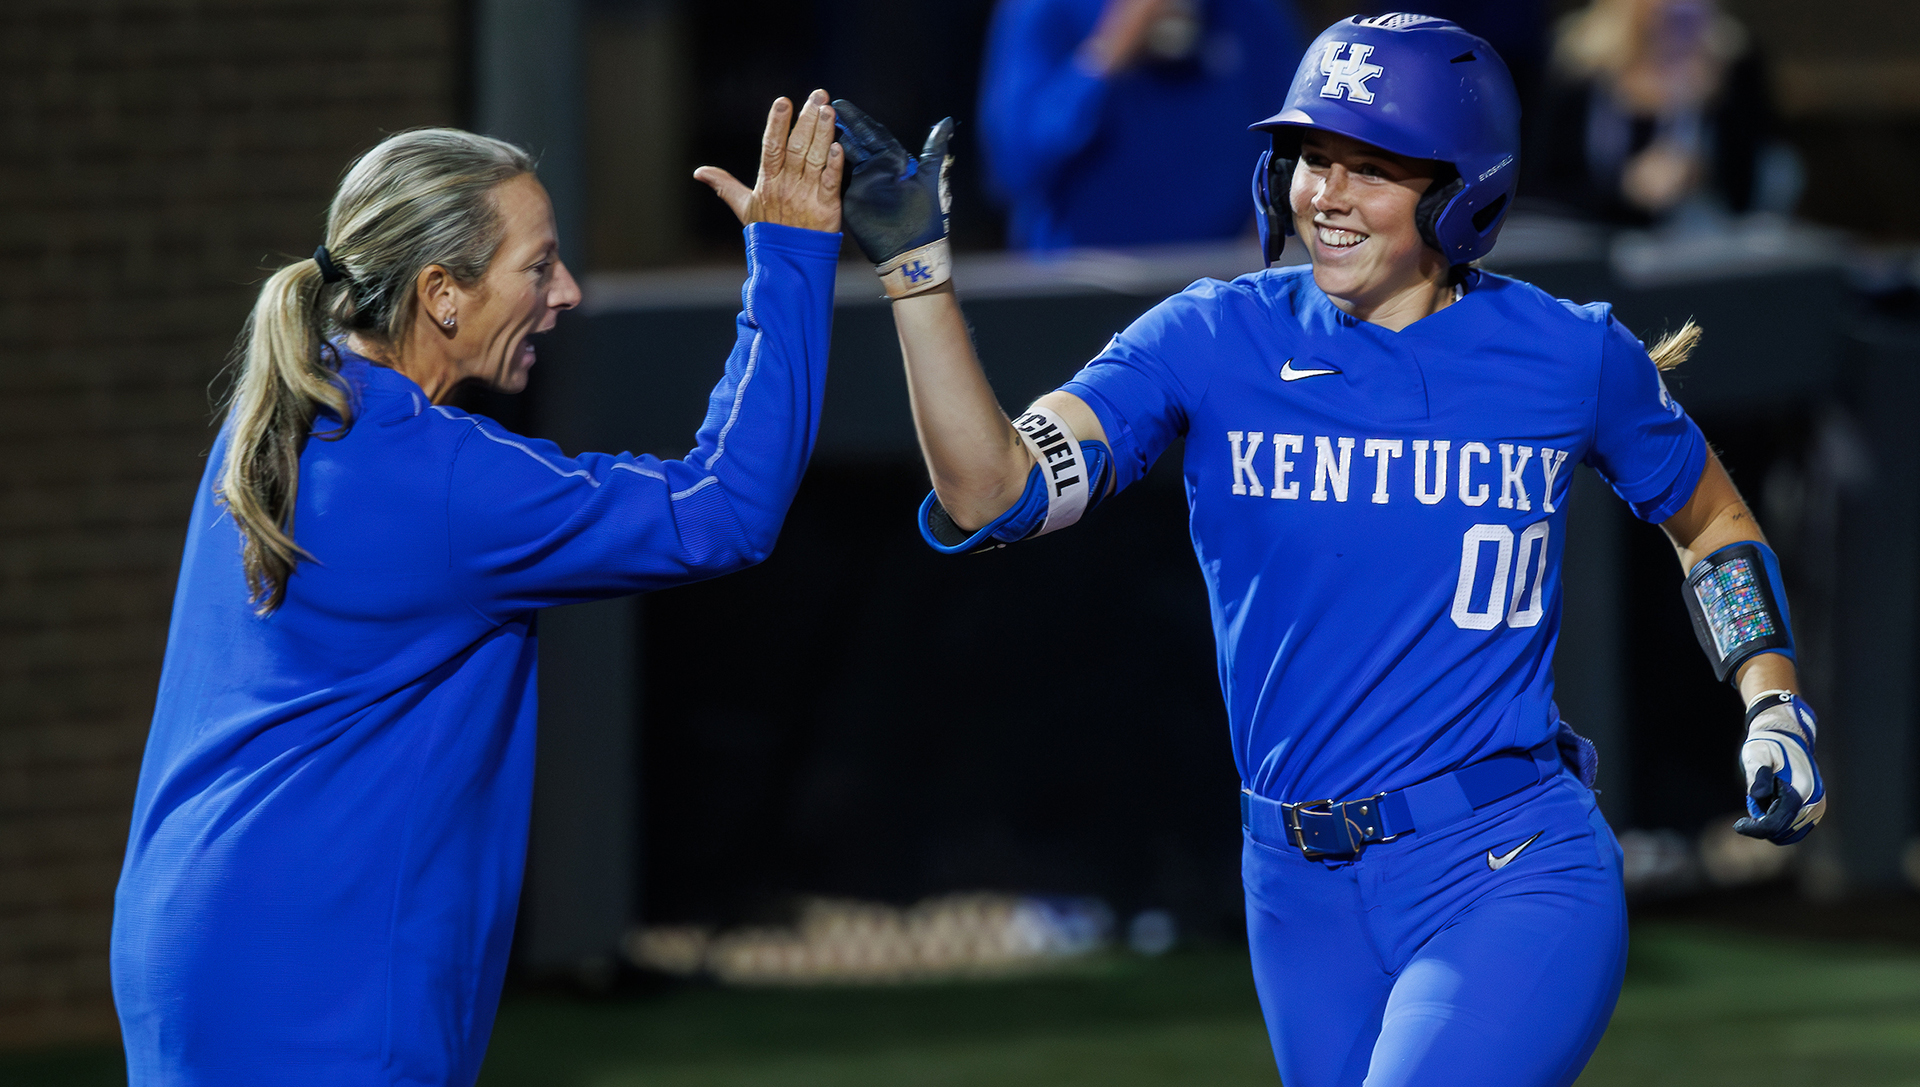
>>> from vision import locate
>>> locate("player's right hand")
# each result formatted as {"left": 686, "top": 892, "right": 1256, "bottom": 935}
{"left": 694, "top": 90, "right": 843, "bottom": 235}
{"left": 1732, "top": 690, "right": 1826, "bottom": 846}
{"left": 832, "top": 99, "right": 952, "bottom": 298}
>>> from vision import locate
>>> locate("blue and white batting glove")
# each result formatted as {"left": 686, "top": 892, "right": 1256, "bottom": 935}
{"left": 1733, "top": 690, "right": 1826, "bottom": 845}
{"left": 831, "top": 98, "right": 953, "bottom": 299}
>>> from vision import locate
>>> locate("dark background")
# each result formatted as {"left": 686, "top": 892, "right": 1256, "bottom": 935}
{"left": 638, "top": 456, "right": 1236, "bottom": 931}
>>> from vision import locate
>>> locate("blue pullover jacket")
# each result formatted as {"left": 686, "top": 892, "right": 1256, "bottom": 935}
{"left": 111, "top": 223, "right": 839, "bottom": 1086}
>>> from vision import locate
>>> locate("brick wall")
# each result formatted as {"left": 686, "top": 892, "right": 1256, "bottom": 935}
{"left": 0, "top": 0, "right": 458, "bottom": 1047}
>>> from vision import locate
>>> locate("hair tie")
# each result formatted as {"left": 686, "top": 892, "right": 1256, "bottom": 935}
{"left": 313, "top": 245, "right": 346, "bottom": 285}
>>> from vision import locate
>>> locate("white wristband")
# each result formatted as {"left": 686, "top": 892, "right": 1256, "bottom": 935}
{"left": 875, "top": 238, "right": 951, "bottom": 299}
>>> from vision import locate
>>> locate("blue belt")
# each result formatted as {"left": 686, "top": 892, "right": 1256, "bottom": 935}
{"left": 1241, "top": 739, "right": 1561, "bottom": 858}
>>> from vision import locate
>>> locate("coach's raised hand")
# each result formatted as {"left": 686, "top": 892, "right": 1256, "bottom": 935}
{"left": 695, "top": 90, "right": 843, "bottom": 233}
{"left": 832, "top": 99, "right": 953, "bottom": 299}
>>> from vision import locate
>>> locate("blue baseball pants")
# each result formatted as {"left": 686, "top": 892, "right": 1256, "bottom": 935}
{"left": 1243, "top": 770, "right": 1627, "bottom": 1087}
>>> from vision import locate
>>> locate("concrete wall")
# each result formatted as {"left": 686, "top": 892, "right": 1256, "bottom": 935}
{"left": 0, "top": 0, "right": 459, "bottom": 1047}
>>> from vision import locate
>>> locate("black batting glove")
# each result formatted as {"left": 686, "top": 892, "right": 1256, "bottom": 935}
{"left": 832, "top": 98, "right": 953, "bottom": 298}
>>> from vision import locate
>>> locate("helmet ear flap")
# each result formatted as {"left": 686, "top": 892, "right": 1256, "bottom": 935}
{"left": 1414, "top": 169, "right": 1466, "bottom": 259}
{"left": 1252, "top": 150, "right": 1296, "bottom": 267}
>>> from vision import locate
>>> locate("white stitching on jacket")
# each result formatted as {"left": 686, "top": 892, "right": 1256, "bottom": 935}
{"left": 432, "top": 406, "right": 601, "bottom": 487}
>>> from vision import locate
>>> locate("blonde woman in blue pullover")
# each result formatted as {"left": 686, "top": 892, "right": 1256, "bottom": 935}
{"left": 112, "top": 93, "right": 843, "bottom": 1086}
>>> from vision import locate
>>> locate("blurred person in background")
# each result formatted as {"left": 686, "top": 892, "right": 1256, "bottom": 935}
{"left": 1530, "top": 0, "right": 1799, "bottom": 226}
{"left": 832, "top": 11, "right": 1824, "bottom": 1085}
{"left": 978, "top": 0, "right": 1302, "bottom": 249}
{"left": 110, "top": 95, "right": 843, "bottom": 1085}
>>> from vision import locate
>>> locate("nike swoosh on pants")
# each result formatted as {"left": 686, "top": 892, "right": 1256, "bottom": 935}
{"left": 1486, "top": 831, "right": 1544, "bottom": 871}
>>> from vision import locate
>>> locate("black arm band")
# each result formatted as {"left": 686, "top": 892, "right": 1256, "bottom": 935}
{"left": 1682, "top": 541, "right": 1795, "bottom": 684}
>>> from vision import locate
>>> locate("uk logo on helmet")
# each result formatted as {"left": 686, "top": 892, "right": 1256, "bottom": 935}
{"left": 1318, "top": 42, "right": 1385, "bottom": 103}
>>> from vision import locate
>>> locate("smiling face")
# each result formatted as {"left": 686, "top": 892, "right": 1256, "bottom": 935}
{"left": 1290, "top": 130, "right": 1452, "bottom": 325}
{"left": 440, "top": 173, "right": 581, "bottom": 395}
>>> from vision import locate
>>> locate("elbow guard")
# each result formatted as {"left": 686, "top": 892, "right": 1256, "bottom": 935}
{"left": 1683, "top": 541, "right": 1795, "bottom": 684}
{"left": 920, "top": 426, "right": 1112, "bottom": 554}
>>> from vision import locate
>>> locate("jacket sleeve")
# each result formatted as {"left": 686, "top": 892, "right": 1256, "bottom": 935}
{"left": 979, "top": 0, "right": 1114, "bottom": 203}
{"left": 445, "top": 222, "right": 840, "bottom": 618}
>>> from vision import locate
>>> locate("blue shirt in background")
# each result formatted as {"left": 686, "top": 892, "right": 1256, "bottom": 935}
{"left": 111, "top": 223, "right": 840, "bottom": 1086}
{"left": 979, "top": 0, "right": 1301, "bottom": 250}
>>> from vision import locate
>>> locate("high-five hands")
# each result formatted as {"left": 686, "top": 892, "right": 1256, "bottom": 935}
{"left": 695, "top": 90, "right": 843, "bottom": 234}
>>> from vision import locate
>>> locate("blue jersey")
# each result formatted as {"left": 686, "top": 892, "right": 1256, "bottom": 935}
{"left": 978, "top": 0, "right": 1299, "bottom": 249}
{"left": 1063, "top": 266, "right": 1705, "bottom": 805}
{"left": 111, "top": 223, "right": 839, "bottom": 1086}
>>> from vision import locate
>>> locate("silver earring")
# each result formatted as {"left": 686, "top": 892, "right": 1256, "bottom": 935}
{"left": 442, "top": 315, "right": 456, "bottom": 328}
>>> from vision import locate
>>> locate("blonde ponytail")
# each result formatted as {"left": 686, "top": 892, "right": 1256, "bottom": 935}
{"left": 218, "top": 128, "right": 534, "bottom": 613}
{"left": 220, "top": 258, "right": 350, "bottom": 612}
{"left": 1648, "top": 319, "right": 1701, "bottom": 372}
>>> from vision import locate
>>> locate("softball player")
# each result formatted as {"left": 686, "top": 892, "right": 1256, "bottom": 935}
{"left": 112, "top": 95, "right": 842, "bottom": 1084}
{"left": 832, "top": 14, "right": 1823, "bottom": 1086}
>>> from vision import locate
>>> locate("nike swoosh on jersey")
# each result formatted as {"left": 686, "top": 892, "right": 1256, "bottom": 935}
{"left": 1279, "top": 359, "right": 1340, "bottom": 381}
{"left": 1486, "top": 831, "right": 1544, "bottom": 871}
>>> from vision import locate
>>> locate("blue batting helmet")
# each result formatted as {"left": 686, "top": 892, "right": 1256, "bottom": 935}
{"left": 1249, "top": 13, "right": 1521, "bottom": 266}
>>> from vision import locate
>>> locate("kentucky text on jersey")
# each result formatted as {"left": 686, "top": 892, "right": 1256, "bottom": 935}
{"left": 1059, "top": 265, "right": 1705, "bottom": 807}
{"left": 1223, "top": 432, "right": 1573, "bottom": 510}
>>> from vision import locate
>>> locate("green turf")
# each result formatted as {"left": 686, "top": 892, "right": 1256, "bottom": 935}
{"left": 8, "top": 923, "right": 1920, "bottom": 1086}
{"left": 1579, "top": 925, "right": 1920, "bottom": 1086}
{"left": 477, "top": 953, "right": 1275, "bottom": 1087}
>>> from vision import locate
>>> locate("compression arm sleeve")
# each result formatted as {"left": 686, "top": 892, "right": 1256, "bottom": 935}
{"left": 447, "top": 222, "right": 839, "bottom": 616}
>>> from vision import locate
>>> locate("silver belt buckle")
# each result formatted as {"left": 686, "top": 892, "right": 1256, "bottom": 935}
{"left": 1284, "top": 792, "right": 1397, "bottom": 857}
{"left": 1282, "top": 798, "right": 1337, "bottom": 858}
